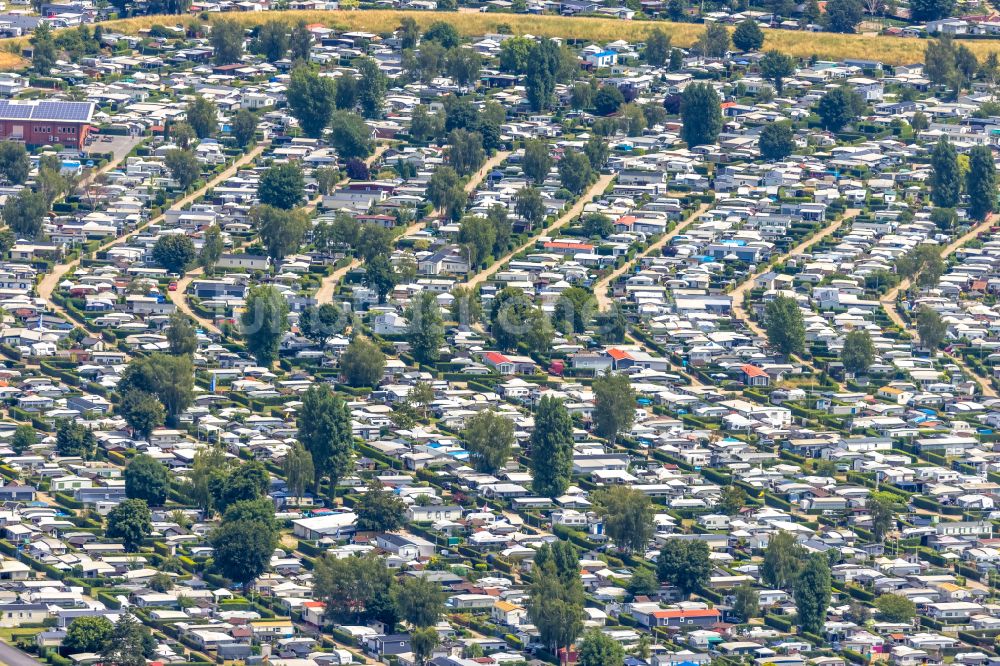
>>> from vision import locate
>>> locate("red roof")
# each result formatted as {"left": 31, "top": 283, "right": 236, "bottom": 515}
{"left": 741, "top": 364, "right": 768, "bottom": 379}
{"left": 616, "top": 215, "right": 637, "bottom": 227}
{"left": 544, "top": 241, "right": 594, "bottom": 251}
{"left": 484, "top": 351, "right": 511, "bottom": 365}
{"left": 607, "top": 348, "right": 632, "bottom": 361}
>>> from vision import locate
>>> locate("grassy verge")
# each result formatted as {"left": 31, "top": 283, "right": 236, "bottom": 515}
{"left": 6, "top": 9, "right": 1000, "bottom": 69}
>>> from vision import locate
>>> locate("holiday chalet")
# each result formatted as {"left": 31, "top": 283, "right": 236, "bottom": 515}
{"left": 0, "top": 100, "right": 95, "bottom": 149}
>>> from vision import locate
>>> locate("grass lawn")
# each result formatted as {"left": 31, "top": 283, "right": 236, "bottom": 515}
{"left": 5, "top": 9, "right": 1000, "bottom": 69}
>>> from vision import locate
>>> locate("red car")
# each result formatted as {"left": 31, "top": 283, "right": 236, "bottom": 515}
{"left": 168, "top": 282, "right": 178, "bottom": 291}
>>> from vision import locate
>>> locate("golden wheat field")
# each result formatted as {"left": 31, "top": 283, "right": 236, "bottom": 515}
{"left": 6, "top": 9, "right": 1000, "bottom": 70}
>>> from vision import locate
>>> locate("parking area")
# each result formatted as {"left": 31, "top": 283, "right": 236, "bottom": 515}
{"left": 84, "top": 133, "right": 143, "bottom": 163}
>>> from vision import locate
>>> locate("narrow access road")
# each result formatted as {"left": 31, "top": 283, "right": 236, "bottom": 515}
{"left": 593, "top": 202, "right": 711, "bottom": 312}
{"left": 313, "top": 149, "right": 511, "bottom": 306}
{"left": 0, "top": 640, "right": 45, "bottom": 666}
{"left": 464, "top": 172, "right": 616, "bottom": 289}
{"left": 728, "top": 208, "right": 860, "bottom": 389}
{"left": 730, "top": 208, "right": 860, "bottom": 338}
{"left": 881, "top": 213, "right": 996, "bottom": 329}
{"left": 38, "top": 144, "right": 268, "bottom": 328}
{"left": 879, "top": 213, "right": 997, "bottom": 398}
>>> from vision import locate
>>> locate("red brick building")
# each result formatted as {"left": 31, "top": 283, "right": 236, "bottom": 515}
{"left": 0, "top": 100, "right": 94, "bottom": 149}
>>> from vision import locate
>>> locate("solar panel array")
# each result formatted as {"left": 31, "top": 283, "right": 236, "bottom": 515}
{"left": 0, "top": 100, "right": 94, "bottom": 122}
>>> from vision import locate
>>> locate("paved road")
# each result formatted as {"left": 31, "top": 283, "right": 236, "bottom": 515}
{"left": 0, "top": 640, "right": 45, "bottom": 666}
{"left": 464, "top": 172, "right": 616, "bottom": 289}
{"left": 593, "top": 202, "right": 711, "bottom": 312}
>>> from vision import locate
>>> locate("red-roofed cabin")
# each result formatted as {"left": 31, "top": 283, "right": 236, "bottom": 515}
{"left": 482, "top": 351, "right": 515, "bottom": 375}
{"left": 740, "top": 363, "right": 770, "bottom": 387}
{"left": 634, "top": 607, "right": 721, "bottom": 628}
{"left": 542, "top": 241, "right": 595, "bottom": 255}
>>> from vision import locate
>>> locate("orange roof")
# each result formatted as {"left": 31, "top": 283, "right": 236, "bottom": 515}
{"left": 607, "top": 348, "right": 632, "bottom": 361}
{"left": 617, "top": 215, "right": 638, "bottom": 226}
{"left": 544, "top": 241, "right": 595, "bottom": 251}
{"left": 741, "top": 364, "right": 768, "bottom": 378}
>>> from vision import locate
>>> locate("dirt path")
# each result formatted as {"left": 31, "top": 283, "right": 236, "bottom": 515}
{"left": 464, "top": 172, "right": 616, "bottom": 289}
{"left": 727, "top": 208, "right": 860, "bottom": 388}
{"left": 38, "top": 144, "right": 267, "bottom": 328}
{"left": 880, "top": 213, "right": 996, "bottom": 329}
{"left": 313, "top": 149, "right": 511, "bottom": 306}
{"left": 730, "top": 208, "right": 860, "bottom": 338}
{"left": 593, "top": 202, "right": 711, "bottom": 312}
{"left": 879, "top": 213, "right": 997, "bottom": 397}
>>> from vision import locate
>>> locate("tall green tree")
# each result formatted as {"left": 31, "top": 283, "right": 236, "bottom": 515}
{"left": 166, "top": 312, "right": 198, "bottom": 356}
{"left": 287, "top": 65, "right": 337, "bottom": 138}
{"left": 341, "top": 335, "right": 386, "bottom": 387}
{"left": 330, "top": 111, "right": 374, "bottom": 159}
{"left": 100, "top": 612, "right": 155, "bottom": 666}
{"left": 186, "top": 96, "right": 218, "bottom": 139}
{"left": 656, "top": 539, "right": 711, "bottom": 596}
{"left": 593, "top": 486, "right": 653, "bottom": 553}
{"left": 252, "top": 204, "right": 310, "bottom": 260}
{"left": 528, "top": 548, "right": 584, "bottom": 654}
{"left": 761, "top": 530, "right": 805, "bottom": 589}
{"left": 592, "top": 370, "right": 636, "bottom": 445}
{"left": 529, "top": 395, "right": 574, "bottom": 498}
{"left": 152, "top": 234, "right": 196, "bottom": 273}
{"left": 680, "top": 82, "right": 722, "bottom": 147}
{"left": 463, "top": 410, "right": 515, "bottom": 474}
{"left": 297, "top": 384, "right": 353, "bottom": 498}
{"left": 825, "top": 0, "right": 863, "bottom": 32}
{"left": 283, "top": 441, "right": 314, "bottom": 502}
{"left": 578, "top": 629, "right": 625, "bottom": 666}
{"left": 966, "top": 144, "right": 996, "bottom": 220}
{"left": 2, "top": 189, "right": 47, "bottom": 239}
{"left": 241, "top": 285, "right": 289, "bottom": 367}
{"left": 30, "top": 23, "right": 56, "bottom": 75}
{"left": 64, "top": 616, "right": 114, "bottom": 655}
{"left": 930, "top": 137, "right": 961, "bottom": 209}
{"left": 733, "top": 584, "right": 760, "bottom": 622}
{"left": 842, "top": 329, "right": 875, "bottom": 375}
{"left": 258, "top": 162, "right": 305, "bottom": 210}
{"left": 794, "top": 553, "right": 831, "bottom": 634}
{"left": 523, "top": 139, "right": 552, "bottom": 185}
{"left": 732, "top": 18, "right": 764, "bottom": 52}
{"left": 313, "top": 554, "right": 398, "bottom": 625}
{"left": 118, "top": 353, "right": 194, "bottom": 425}
{"left": 697, "top": 22, "right": 730, "bottom": 58}
{"left": 643, "top": 28, "right": 671, "bottom": 66}
{"left": 357, "top": 57, "right": 388, "bottom": 119}
{"left": 106, "top": 498, "right": 152, "bottom": 552}
{"left": 250, "top": 20, "right": 288, "bottom": 62}
{"left": 917, "top": 305, "right": 947, "bottom": 351}
{"left": 164, "top": 149, "right": 201, "bottom": 190}
{"left": 355, "top": 479, "right": 406, "bottom": 533}
{"left": 394, "top": 574, "right": 446, "bottom": 627}
{"left": 759, "top": 121, "right": 795, "bottom": 160}
{"left": 765, "top": 295, "right": 805, "bottom": 357}
{"left": 124, "top": 454, "right": 169, "bottom": 505}
{"left": 209, "top": 19, "right": 245, "bottom": 65}
{"left": 211, "top": 498, "right": 279, "bottom": 589}
{"left": 406, "top": 291, "right": 445, "bottom": 364}
{"left": 119, "top": 389, "right": 165, "bottom": 440}
{"left": 0, "top": 143, "right": 29, "bottom": 185}
{"left": 760, "top": 50, "right": 795, "bottom": 94}
{"left": 816, "top": 86, "right": 866, "bottom": 132}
